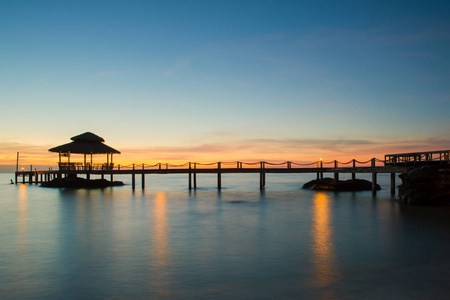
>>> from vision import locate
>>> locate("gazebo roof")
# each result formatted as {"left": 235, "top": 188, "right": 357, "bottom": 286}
{"left": 71, "top": 132, "right": 105, "bottom": 143}
{"left": 49, "top": 132, "right": 120, "bottom": 154}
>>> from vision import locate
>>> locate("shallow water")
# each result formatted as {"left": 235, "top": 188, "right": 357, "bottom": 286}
{"left": 1, "top": 173, "right": 450, "bottom": 299}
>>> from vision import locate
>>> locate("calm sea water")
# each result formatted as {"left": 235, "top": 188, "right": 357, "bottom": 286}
{"left": 1, "top": 172, "right": 450, "bottom": 299}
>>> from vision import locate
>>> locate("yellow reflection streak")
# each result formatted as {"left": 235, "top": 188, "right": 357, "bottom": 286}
{"left": 311, "top": 192, "right": 340, "bottom": 289}
{"left": 17, "top": 185, "right": 28, "bottom": 235}
{"left": 151, "top": 192, "right": 170, "bottom": 295}
{"left": 16, "top": 185, "right": 29, "bottom": 254}
{"left": 153, "top": 192, "right": 168, "bottom": 265}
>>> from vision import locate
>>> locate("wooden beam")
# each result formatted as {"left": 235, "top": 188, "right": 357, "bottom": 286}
{"left": 390, "top": 173, "right": 396, "bottom": 195}
{"left": 217, "top": 162, "right": 221, "bottom": 190}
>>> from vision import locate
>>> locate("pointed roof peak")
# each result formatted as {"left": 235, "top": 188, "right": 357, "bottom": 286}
{"left": 71, "top": 132, "right": 105, "bottom": 143}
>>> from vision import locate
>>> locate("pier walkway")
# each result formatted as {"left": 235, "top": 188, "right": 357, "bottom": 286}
{"left": 15, "top": 151, "right": 449, "bottom": 194}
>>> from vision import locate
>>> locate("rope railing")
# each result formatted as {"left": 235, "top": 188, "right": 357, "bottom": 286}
{"left": 291, "top": 161, "right": 317, "bottom": 166}
{"left": 109, "top": 157, "right": 390, "bottom": 171}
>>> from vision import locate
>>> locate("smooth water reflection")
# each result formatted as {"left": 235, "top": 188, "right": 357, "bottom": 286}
{"left": 2, "top": 174, "right": 450, "bottom": 299}
{"left": 311, "top": 192, "right": 340, "bottom": 290}
{"left": 151, "top": 192, "right": 170, "bottom": 297}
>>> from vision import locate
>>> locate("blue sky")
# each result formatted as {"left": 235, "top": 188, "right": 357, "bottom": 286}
{"left": 1, "top": 0, "right": 449, "bottom": 165}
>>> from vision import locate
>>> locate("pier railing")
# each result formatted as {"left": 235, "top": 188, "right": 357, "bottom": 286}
{"left": 14, "top": 154, "right": 449, "bottom": 194}
{"left": 111, "top": 158, "right": 385, "bottom": 171}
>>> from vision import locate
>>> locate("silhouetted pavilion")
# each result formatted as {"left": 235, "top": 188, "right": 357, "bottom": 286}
{"left": 49, "top": 132, "right": 120, "bottom": 170}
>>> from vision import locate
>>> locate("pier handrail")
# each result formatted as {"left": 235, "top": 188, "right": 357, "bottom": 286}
{"left": 107, "top": 157, "right": 388, "bottom": 171}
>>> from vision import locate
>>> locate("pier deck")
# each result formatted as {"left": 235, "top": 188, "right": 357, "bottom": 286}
{"left": 15, "top": 151, "right": 449, "bottom": 194}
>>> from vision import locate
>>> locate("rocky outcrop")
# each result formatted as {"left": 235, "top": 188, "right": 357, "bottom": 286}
{"left": 398, "top": 165, "right": 450, "bottom": 205}
{"left": 302, "top": 177, "right": 380, "bottom": 191}
{"left": 41, "top": 177, "right": 124, "bottom": 189}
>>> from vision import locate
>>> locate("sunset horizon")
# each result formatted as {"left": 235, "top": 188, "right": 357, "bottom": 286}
{"left": 1, "top": 1, "right": 449, "bottom": 172}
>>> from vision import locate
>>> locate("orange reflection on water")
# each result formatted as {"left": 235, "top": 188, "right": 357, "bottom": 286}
{"left": 17, "top": 185, "right": 28, "bottom": 235}
{"left": 153, "top": 192, "right": 168, "bottom": 265}
{"left": 311, "top": 192, "right": 340, "bottom": 289}
{"left": 16, "top": 184, "right": 29, "bottom": 255}
{"left": 151, "top": 192, "right": 170, "bottom": 295}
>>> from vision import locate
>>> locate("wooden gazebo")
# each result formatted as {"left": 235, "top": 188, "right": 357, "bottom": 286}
{"left": 49, "top": 132, "right": 120, "bottom": 170}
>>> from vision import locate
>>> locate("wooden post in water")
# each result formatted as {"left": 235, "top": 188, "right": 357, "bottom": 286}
{"left": 260, "top": 161, "right": 266, "bottom": 189}
{"left": 320, "top": 160, "right": 323, "bottom": 179}
{"left": 390, "top": 173, "right": 396, "bottom": 195}
{"left": 217, "top": 162, "right": 222, "bottom": 190}
{"left": 334, "top": 160, "right": 339, "bottom": 183}
{"left": 352, "top": 159, "right": 356, "bottom": 180}
{"left": 371, "top": 158, "right": 377, "bottom": 195}
{"left": 142, "top": 164, "right": 145, "bottom": 189}
{"left": 188, "top": 162, "right": 192, "bottom": 190}
{"left": 193, "top": 163, "right": 197, "bottom": 189}
{"left": 317, "top": 161, "right": 320, "bottom": 179}
{"left": 15, "top": 152, "right": 19, "bottom": 184}
{"left": 132, "top": 164, "right": 136, "bottom": 190}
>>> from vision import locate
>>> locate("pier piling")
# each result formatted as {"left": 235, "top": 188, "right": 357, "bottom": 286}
{"left": 217, "top": 162, "right": 222, "bottom": 190}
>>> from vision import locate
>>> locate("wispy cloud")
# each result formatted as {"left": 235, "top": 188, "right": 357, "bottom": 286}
{"left": 2, "top": 137, "right": 449, "bottom": 166}
{"left": 118, "top": 136, "right": 450, "bottom": 163}
{"left": 0, "top": 141, "right": 54, "bottom": 165}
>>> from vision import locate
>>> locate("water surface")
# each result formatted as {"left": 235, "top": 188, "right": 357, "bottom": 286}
{"left": 1, "top": 173, "right": 450, "bottom": 299}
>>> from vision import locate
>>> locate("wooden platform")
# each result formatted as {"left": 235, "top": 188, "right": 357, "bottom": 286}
{"left": 15, "top": 152, "right": 449, "bottom": 194}
{"left": 14, "top": 159, "right": 413, "bottom": 195}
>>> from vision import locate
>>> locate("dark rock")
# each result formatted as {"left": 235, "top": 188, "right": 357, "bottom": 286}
{"left": 41, "top": 177, "right": 124, "bottom": 189}
{"left": 398, "top": 165, "right": 450, "bottom": 205}
{"left": 302, "top": 177, "right": 380, "bottom": 191}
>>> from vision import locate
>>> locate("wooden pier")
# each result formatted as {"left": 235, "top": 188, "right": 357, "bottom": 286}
{"left": 15, "top": 151, "right": 449, "bottom": 194}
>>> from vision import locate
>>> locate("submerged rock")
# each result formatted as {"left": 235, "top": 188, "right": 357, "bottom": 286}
{"left": 302, "top": 177, "right": 380, "bottom": 192}
{"left": 398, "top": 165, "right": 450, "bottom": 205}
{"left": 41, "top": 177, "right": 124, "bottom": 189}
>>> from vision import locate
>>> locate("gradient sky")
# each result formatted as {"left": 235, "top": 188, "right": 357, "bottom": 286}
{"left": 1, "top": 0, "right": 449, "bottom": 167}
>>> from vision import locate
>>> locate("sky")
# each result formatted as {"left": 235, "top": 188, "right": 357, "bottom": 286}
{"left": 1, "top": 0, "right": 449, "bottom": 169}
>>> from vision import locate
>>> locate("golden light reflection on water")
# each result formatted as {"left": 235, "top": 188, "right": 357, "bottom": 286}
{"left": 151, "top": 192, "right": 170, "bottom": 295}
{"left": 16, "top": 185, "right": 29, "bottom": 254}
{"left": 311, "top": 192, "right": 340, "bottom": 289}
{"left": 17, "top": 185, "right": 28, "bottom": 235}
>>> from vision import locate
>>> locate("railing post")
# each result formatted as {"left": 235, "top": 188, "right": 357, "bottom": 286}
{"left": 334, "top": 160, "right": 339, "bottom": 183}
{"left": 260, "top": 161, "right": 265, "bottom": 189}
{"left": 194, "top": 162, "right": 197, "bottom": 189}
{"left": 371, "top": 158, "right": 377, "bottom": 195}
{"left": 142, "top": 164, "right": 145, "bottom": 190}
{"left": 320, "top": 160, "right": 323, "bottom": 179}
{"left": 189, "top": 162, "right": 192, "bottom": 190}
{"left": 132, "top": 163, "right": 136, "bottom": 190}
{"left": 352, "top": 159, "right": 356, "bottom": 180}
{"left": 390, "top": 173, "right": 396, "bottom": 195}
{"left": 217, "top": 162, "right": 221, "bottom": 190}
{"left": 317, "top": 161, "right": 320, "bottom": 179}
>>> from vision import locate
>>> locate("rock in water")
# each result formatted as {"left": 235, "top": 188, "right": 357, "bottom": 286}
{"left": 302, "top": 177, "right": 380, "bottom": 191}
{"left": 398, "top": 165, "right": 450, "bottom": 205}
{"left": 41, "top": 177, "right": 124, "bottom": 189}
